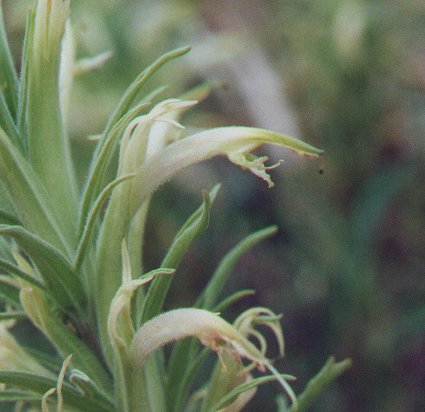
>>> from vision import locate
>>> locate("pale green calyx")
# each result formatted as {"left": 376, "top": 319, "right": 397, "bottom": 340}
{"left": 33, "top": 0, "right": 70, "bottom": 57}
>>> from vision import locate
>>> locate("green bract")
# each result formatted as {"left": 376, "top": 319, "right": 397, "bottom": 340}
{"left": 0, "top": 1, "right": 349, "bottom": 411}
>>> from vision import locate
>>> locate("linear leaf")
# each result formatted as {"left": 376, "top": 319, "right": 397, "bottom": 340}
{"left": 102, "top": 46, "right": 191, "bottom": 138}
{"left": 140, "top": 186, "right": 219, "bottom": 323}
{"left": 74, "top": 173, "right": 136, "bottom": 271}
{"left": 0, "top": 257, "right": 44, "bottom": 289}
{"left": 212, "top": 289, "right": 256, "bottom": 313}
{"left": 0, "top": 127, "right": 70, "bottom": 254}
{"left": 197, "top": 226, "right": 278, "bottom": 309}
{"left": 0, "top": 389, "right": 40, "bottom": 402}
{"left": 293, "top": 357, "right": 352, "bottom": 412}
{"left": 0, "top": 371, "right": 114, "bottom": 412}
{"left": 0, "top": 92, "right": 20, "bottom": 148}
{"left": 0, "top": 225, "right": 82, "bottom": 310}
{"left": 210, "top": 374, "right": 295, "bottom": 412}
{"left": 70, "top": 369, "right": 110, "bottom": 402}
{"left": 17, "top": 9, "right": 35, "bottom": 142}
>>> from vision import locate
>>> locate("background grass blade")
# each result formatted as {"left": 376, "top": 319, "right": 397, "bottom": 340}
{"left": 102, "top": 46, "right": 191, "bottom": 138}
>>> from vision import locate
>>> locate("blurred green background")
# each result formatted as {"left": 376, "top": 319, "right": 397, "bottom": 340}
{"left": 3, "top": 0, "right": 425, "bottom": 411}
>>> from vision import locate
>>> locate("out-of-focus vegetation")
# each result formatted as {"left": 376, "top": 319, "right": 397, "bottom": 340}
{"left": 3, "top": 0, "right": 425, "bottom": 411}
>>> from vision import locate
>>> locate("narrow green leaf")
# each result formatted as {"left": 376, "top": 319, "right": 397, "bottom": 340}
{"left": 0, "top": 390, "right": 40, "bottom": 402}
{"left": 197, "top": 226, "right": 278, "bottom": 310}
{"left": 0, "top": 128, "right": 70, "bottom": 254}
{"left": 0, "top": 372, "right": 114, "bottom": 412}
{"left": 210, "top": 374, "right": 296, "bottom": 412}
{"left": 175, "top": 185, "right": 221, "bottom": 241}
{"left": 0, "top": 225, "right": 83, "bottom": 310}
{"left": 17, "top": 9, "right": 35, "bottom": 143}
{"left": 0, "top": 256, "right": 45, "bottom": 289}
{"left": 70, "top": 369, "right": 112, "bottom": 404}
{"left": 0, "top": 92, "right": 20, "bottom": 148}
{"left": 293, "top": 357, "right": 352, "bottom": 412}
{"left": 74, "top": 173, "right": 136, "bottom": 271}
{"left": 276, "top": 394, "right": 291, "bottom": 412}
{"left": 0, "top": 3, "right": 18, "bottom": 118}
{"left": 140, "top": 186, "right": 219, "bottom": 322}
{"left": 79, "top": 102, "right": 151, "bottom": 233}
{"left": 212, "top": 289, "right": 256, "bottom": 313}
{"left": 102, "top": 46, "right": 191, "bottom": 138}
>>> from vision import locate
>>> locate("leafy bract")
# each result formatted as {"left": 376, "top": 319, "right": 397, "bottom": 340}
{"left": 0, "top": 225, "right": 82, "bottom": 311}
{"left": 26, "top": 0, "right": 77, "bottom": 240}
{"left": 141, "top": 186, "right": 219, "bottom": 322}
{"left": 0, "top": 129, "right": 70, "bottom": 254}
{"left": 293, "top": 357, "right": 352, "bottom": 412}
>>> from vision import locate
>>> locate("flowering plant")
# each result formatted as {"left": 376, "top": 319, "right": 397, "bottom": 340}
{"left": 0, "top": 1, "right": 349, "bottom": 411}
